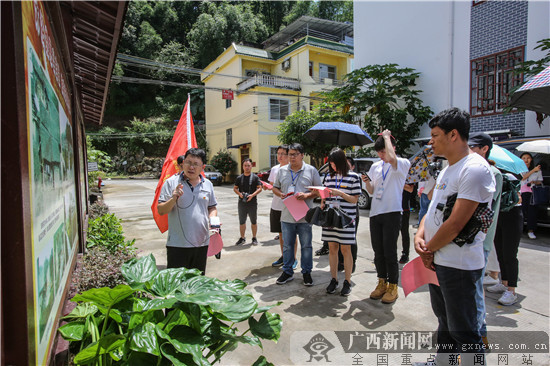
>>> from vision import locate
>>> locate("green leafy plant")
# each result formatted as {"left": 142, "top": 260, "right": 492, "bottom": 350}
{"left": 73, "top": 247, "right": 136, "bottom": 293}
{"left": 322, "top": 64, "right": 433, "bottom": 154}
{"left": 87, "top": 136, "right": 113, "bottom": 185}
{"left": 209, "top": 149, "right": 237, "bottom": 178}
{"left": 86, "top": 214, "right": 136, "bottom": 253}
{"left": 277, "top": 109, "right": 333, "bottom": 168}
{"left": 60, "top": 255, "right": 281, "bottom": 365}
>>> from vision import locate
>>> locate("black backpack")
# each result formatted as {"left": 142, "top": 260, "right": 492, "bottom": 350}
{"left": 500, "top": 174, "right": 521, "bottom": 212}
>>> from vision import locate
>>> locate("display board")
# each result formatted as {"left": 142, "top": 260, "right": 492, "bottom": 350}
{"left": 22, "top": 1, "right": 78, "bottom": 364}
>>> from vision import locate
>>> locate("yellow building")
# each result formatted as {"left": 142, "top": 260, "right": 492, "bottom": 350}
{"left": 201, "top": 16, "right": 354, "bottom": 175}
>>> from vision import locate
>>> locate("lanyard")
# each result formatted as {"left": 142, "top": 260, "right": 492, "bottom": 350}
{"left": 381, "top": 163, "right": 391, "bottom": 182}
{"left": 334, "top": 174, "right": 344, "bottom": 189}
{"left": 290, "top": 169, "right": 301, "bottom": 186}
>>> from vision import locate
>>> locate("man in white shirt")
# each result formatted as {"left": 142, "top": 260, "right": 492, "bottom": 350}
{"left": 414, "top": 108, "right": 495, "bottom": 366}
{"left": 362, "top": 130, "right": 410, "bottom": 304}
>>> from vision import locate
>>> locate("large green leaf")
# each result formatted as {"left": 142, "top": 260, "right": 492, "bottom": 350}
{"left": 130, "top": 322, "right": 160, "bottom": 356}
{"left": 150, "top": 268, "right": 199, "bottom": 297}
{"left": 249, "top": 312, "right": 282, "bottom": 342}
{"left": 252, "top": 355, "right": 274, "bottom": 366}
{"left": 61, "top": 303, "right": 98, "bottom": 320}
{"left": 121, "top": 254, "right": 159, "bottom": 288}
{"left": 73, "top": 334, "right": 125, "bottom": 364}
{"left": 160, "top": 343, "right": 196, "bottom": 366}
{"left": 175, "top": 277, "right": 257, "bottom": 322}
{"left": 156, "top": 324, "right": 208, "bottom": 366}
{"left": 58, "top": 321, "right": 86, "bottom": 341}
{"left": 156, "top": 308, "right": 190, "bottom": 334}
{"left": 210, "top": 294, "right": 257, "bottom": 323}
{"left": 72, "top": 285, "right": 135, "bottom": 308}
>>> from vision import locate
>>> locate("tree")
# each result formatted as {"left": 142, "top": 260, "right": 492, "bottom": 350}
{"left": 322, "top": 64, "right": 433, "bottom": 155}
{"left": 187, "top": 2, "right": 269, "bottom": 68}
{"left": 277, "top": 110, "right": 333, "bottom": 168}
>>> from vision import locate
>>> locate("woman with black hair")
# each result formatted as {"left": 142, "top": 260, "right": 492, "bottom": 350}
{"left": 520, "top": 152, "right": 543, "bottom": 239}
{"left": 321, "top": 148, "right": 361, "bottom": 296}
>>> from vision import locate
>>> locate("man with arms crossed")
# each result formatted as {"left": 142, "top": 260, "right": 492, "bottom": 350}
{"left": 157, "top": 148, "right": 218, "bottom": 274}
{"left": 414, "top": 108, "right": 495, "bottom": 366}
{"left": 273, "top": 143, "right": 321, "bottom": 286}
{"left": 234, "top": 158, "right": 262, "bottom": 246}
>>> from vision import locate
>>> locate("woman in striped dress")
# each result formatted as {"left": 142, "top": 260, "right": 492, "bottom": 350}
{"left": 321, "top": 148, "right": 361, "bottom": 296}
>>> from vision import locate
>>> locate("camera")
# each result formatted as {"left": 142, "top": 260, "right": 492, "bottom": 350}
{"left": 428, "top": 160, "right": 443, "bottom": 179}
{"left": 241, "top": 193, "right": 250, "bottom": 202}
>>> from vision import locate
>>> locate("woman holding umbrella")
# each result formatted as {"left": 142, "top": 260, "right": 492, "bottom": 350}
{"left": 321, "top": 148, "right": 361, "bottom": 296}
{"left": 520, "top": 152, "right": 543, "bottom": 239}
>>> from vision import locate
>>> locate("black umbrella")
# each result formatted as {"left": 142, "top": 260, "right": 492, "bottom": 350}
{"left": 510, "top": 65, "right": 550, "bottom": 115}
{"left": 304, "top": 122, "right": 373, "bottom": 147}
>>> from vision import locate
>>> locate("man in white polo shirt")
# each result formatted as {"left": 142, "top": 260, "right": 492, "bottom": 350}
{"left": 157, "top": 148, "right": 218, "bottom": 274}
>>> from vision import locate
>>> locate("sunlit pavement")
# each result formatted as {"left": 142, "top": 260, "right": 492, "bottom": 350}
{"left": 103, "top": 179, "right": 550, "bottom": 366}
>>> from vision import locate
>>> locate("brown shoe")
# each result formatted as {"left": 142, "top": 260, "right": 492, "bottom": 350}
{"left": 370, "top": 278, "right": 387, "bottom": 300}
{"left": 381, "top": 283, "right": 399, "bottom": 304}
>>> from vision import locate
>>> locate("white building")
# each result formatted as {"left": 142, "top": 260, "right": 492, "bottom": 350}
{"left": 354, "top": 0, "right": 550, "bottom": 140}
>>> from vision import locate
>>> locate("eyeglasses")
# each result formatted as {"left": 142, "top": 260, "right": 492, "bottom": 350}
{"left": 288, "top": 153, "right": 302, "bottom": 158}
{"left": 184, "top": 161, "right": 202, "bottom": 168}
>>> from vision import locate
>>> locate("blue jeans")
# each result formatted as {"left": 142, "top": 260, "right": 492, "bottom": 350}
{"left": 477, "top": 250, "right": 490, "bottom": 337}
{"left": 429, "top": 264, "right": 485, "bottom": 365}
{"left": 418, "top": 193, "right": 430, "bottom": 224}
{"left": 281, "top": 222, "right": 313, "bottom": 275}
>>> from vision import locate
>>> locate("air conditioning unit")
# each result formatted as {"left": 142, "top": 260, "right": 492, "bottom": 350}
{"left": 281, "top": 58, "right": 291, "bottom": 71}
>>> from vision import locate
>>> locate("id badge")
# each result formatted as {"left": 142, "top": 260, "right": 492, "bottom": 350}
{"left": 288, "top": 185, "right": 295, "bottom": 194}
{"left": 375, "top": 185, "right": 384, "bottom": 200}
{"left": 330, "top": 199, "right": 340, "bottom": 209}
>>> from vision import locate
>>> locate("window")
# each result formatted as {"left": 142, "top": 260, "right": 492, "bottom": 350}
{"left": 470, "top": 47, "right": 524, "bottom": 116}
{"left": 226, "top": 99, "right": 232, "bottom": 109}
{"left": 269, "top": 146, "right": 278, "bottom": 167}
{"left": 309, "top": 62, "right": 313, "bottom": 77}
{"left": 269, "top": 99, "right": 290, "bottom": 121}
{"left": 226, "top": 128, "right": 232, "bottom": 148}
{"left": 319, "top": 64, "right": 336, "bottom": 81}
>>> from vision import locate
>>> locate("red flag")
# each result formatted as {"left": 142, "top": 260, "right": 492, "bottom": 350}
{"left": 151, "top": 96, "right": 198, "bottom": 232}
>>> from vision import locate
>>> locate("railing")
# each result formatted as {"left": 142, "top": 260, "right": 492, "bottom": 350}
{"left": 237, "top": 74, "right": 301, "bottom": 91}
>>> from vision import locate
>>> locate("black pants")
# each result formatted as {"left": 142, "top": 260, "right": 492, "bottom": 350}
{"left": 494, "top": 206, "right": 522, "bottom": 288}
{"left": 370, "top": 211, "right": 402, "bottom": 284}
{"left": 400, "top": 209, "right": 410, "bottom": 255}
{"left": 521, "top": 192, "right": 537, "bottom": 232}
{"left": 167, "top": 246, "right": 209, "bottom": 275}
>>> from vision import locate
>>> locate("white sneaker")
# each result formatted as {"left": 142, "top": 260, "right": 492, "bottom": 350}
{"left": 483, "top": 275, "right": 499, "bottom": 286}
{"left": 498, "top": 290, "right": 518, "bottom": 306}
{"left": 528, "top": 232, "right": 536, "bottom": 239}
{"left": 486, "top": 282, "right": 508, "bottom": 293}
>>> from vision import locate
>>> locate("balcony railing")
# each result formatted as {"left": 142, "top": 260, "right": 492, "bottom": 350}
{"left": 237, "top": 74, "right": 301, "bottom": 91}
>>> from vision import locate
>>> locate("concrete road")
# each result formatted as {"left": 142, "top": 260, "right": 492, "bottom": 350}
{"left": 102, "top": 179, "right": 550, "bottom": 366}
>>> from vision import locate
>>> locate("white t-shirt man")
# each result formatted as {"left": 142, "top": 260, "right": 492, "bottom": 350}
{"left": 368, "top": 157, "right": 411, "bottom": 217}
{"left": 424, "top": 153, "right": 495, "bottom": 270}
{"left": 268, "top": 164, "right": 285, "bottom": 211}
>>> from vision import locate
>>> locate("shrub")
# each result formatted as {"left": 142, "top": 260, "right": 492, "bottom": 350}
{"left": 72, "top": 247, "right": 136, "bottom": 293}
{"left": 86, "top": 213, "right": 135, "bottom": 253}
{"left": 210, "top": 149, "right": 237, "bottom": 177}
{"left": 60, "top": 255, "right": 281, "bottom": 365}
{"left": 88, "top": 201, "right": 109, "bottom": 220}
